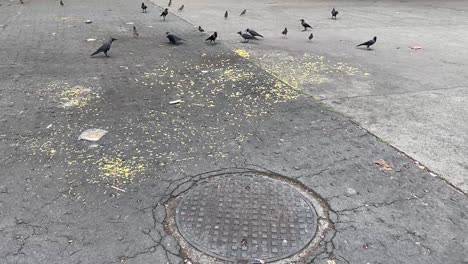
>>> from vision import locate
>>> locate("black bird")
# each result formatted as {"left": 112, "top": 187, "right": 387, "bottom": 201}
{"left": 19, "top": 0, "right": 24, "bottom": 4}
{"left": 91, "top": 38, "right": 116, "bottom": 57}
{"left": 224, "top": 11, "right": 228, "bottom": 19}
{"left": 161, "top": 8, "right": 169, "bottom": 20}
{"left": 308, "top": 33, "right": 313, "bottom": 41}
{"left": 246, "top": 28, "right": 263, "bottom": 38}
{"left": 300, "top": 19, "right": 312, "bottom": 31}
{"left": 331, "top": 8, "right": 339, "bottom": 19}
{"left": 133, "top": 26, "right": 139, "bottom": 38}
{"left": 282, "top": 27, "right": 288, "bottom": 37}
{"left": 205, "top": 32, "right": 217, "bottom": 44}
{"left": 166, "top": 32, "right": 184, "bottom": 45}
{"left": 141, "top": 3, "right": 147, "bottom": 13}
{"left": 60, "top": 0, "right": 64, "bottom": 6}
{"left": 357, "top": 36, "right": 377, "bottom": 49}
{"left": 198, "top": 26, "right": 205, "bottom": 32}
{"left": 237, "top": 31, "right": 257, "bottom": 43}
{"left": 240, "top": 9, "right": 246, "bottom": 16}
{"left": 168, "top": 0, "right": 171, "bottom": 7}
{"left": 178, "top": 5, "right": 184, "bottom": 12}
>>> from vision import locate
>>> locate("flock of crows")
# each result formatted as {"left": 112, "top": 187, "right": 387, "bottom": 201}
{"left": 89, "top": 1, "right": 378, "bottom": 57}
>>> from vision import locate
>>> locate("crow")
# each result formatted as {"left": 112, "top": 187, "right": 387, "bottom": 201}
{"left": 178, "top": 5, "right": 184, "bottom": 12}
{"left": 282, "top": 27, "right": 288, "bottom": 37}
{"left": 60, "top": 0, "right": 64, "bottom": 6}
{"left": 224, "top": 11, "right": 228, "bottom": 19}
{"left": 205, "top": 32, "right": 217, "bottom": 44}
{"left": 246, "top": 28, "right": 263, "bottom": 38}
{"left": 240, "top": 9, "right": 246, "bottom": 16}
{"left": 166, "top": 32, "right": 184, "bottom": 45}
{"left": 300, "top": 19, "right": 312, "bottom": 31}
{"left": 133, "top": 26, "right": 139, "bottom": 38}
{"left": 19, "top": 0, "right": 24, "bottom": 4}
{"left": 91, "top": 38, "right": 117, "bottom": 57}
{"left": 198, "top": 26, "right": 205, "bottom": 32}
{"left": 308, "top": 33, "right": 313, "bottom": 41}
{"left": 357, "top": 36, "right": 377, "bottom": 49}
{"left": 161, "top": 8, "right": 169, "bottom": 20}
{"left": 168, "top": 0, "right": 171, "bottom": 7}
{"left": 237, "top": 31, "right": 257, "bottom": 42}
{"left": 141, "top": 2, "right": 147, "bottom": 13}
{"left": 331, "top": 8, "right": 339, "bottom": 19}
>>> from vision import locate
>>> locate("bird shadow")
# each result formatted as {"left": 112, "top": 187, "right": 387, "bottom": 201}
{"left": 239, "top": 41, "right": 259, "bottom": 45}
{"left": 356, "top": 47, "right": 374, "bottom": 51}
{"left": 90, "top": 55, "right": 112, "bottom": 58}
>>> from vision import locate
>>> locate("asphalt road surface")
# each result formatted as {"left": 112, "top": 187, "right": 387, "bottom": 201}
{"left": 0, "top": 0, "right": 466, "bottom": 263}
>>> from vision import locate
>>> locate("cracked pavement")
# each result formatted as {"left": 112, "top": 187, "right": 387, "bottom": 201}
{"left": 0, "top": 0, "right": 467, "bottom": 263}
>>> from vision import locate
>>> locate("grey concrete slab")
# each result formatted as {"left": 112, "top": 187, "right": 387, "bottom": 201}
{"left": 155, "top": 0, "right": 468, "bottom": 192}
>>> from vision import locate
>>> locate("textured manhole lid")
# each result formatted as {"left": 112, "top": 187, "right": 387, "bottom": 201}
{"left": 175, "top": 174, "right": 318, "bottom": 262}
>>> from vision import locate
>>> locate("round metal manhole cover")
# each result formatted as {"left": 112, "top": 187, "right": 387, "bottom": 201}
{"left": 175, "top": 174, "right": 318, "bottom": 262}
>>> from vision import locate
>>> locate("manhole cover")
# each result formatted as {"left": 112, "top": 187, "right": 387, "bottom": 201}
{"left": 175, "top": 174, "right": 318, "bottom": 262}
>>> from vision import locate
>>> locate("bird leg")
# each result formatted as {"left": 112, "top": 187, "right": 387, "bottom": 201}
{"left": 104, "top": 51, "right": 108, "bottom": 57}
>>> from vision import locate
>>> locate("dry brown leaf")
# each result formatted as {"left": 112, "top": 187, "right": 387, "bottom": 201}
{"left": 374, "top": 159, "right": 393, "bottom": 171}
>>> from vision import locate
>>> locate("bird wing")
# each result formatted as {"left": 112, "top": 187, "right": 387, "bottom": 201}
{"left": 167, "top": 35, "right": 176, "bottom": 43}
{"left": 243, "top": 33, "right": 257, "bottom": 39}
{"left": 254, "top": 30, "right": 264, "bottom": 37}
{"left": 303, "top": 22, "right": 311, "bottom": 27}
{"left": 99, "top": 43, "right": 110, "bottom": 52}
{"left": 359, "top": 39, "right": 373, "bottom": 46}
{"left": 173, "top": 35, "right": 184, "bottom": 41}
{"left": 91, "top": 43, "right": 109, "bottom": 55}
{"left": 249, "top": 30, "right": 260, "bottom": 36}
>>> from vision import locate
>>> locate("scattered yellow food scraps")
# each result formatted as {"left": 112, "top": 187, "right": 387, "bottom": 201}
{"left": 98, "top": 157, "right": 145, "bottom": 184}
{"left": 49, "top": 149, "right": 56, "bottom": 157}
{"left": 223, "top": 67, "right": 254, "bottom": 82}
{"left": 234, "top": 49, "right": 250, "bottom": 59}
{"left": 61, "top": 86, "right": 92, "bottom": 108}
{"left": 253, "top": 52, "right": 368, "bottom": 88}
{"left": 267, "top": 80, "right": 300, "bottom": 102}
{"left": 30, "top": 140, "right": 56, "bottom": 156}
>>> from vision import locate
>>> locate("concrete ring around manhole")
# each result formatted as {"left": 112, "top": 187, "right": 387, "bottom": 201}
{"left": 164, "top": 170, "right": 334, "bottom": 264}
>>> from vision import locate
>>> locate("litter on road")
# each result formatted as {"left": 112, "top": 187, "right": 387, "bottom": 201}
{"left": 374, "top": 159, "right": 393, "bottom": 172}
{"left": 78, "top": 128, "right": 108, "bottom": 142}
{"left": 169, "top": 99, "right": 183, "bottom": 105}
